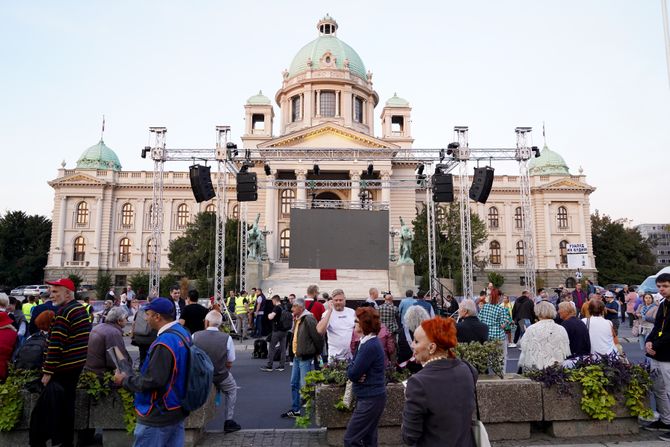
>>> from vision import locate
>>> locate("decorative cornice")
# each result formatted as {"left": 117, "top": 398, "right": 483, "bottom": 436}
{"left": 49, "top": 173, "right": 108, "bottom": 188}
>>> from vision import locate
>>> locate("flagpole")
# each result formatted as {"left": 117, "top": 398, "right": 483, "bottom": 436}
{"left": 101, "top": 115, "right": 105, "bottom": 141}
{"left": 663, "top": 0, "right": 670, "bottom": 89}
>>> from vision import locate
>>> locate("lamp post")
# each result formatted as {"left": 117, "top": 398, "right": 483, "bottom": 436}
{"left": 389, "top": 226, "right": 399, "bottom": 262}
{"left": 261, "top": 226, "right": 272, "bottom": 261}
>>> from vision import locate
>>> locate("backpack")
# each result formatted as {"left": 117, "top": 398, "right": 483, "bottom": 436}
{"left": 14, "top": 332, "right": 47, "bottom": 370}
{"left": 280, "top": 308, "right": 294, "bottom": 331}
{"left": 133, "top": 308, "right": 152, "bottom": 336}
{"left": 167, "top": 329, "right": 214, "bottom": 413}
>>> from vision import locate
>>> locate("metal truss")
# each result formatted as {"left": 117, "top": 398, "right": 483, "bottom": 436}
{"left": 426, "top": 188, "right": 437, "bottom": 293}
{"left": 516, "top": 127, "right": 537, "bottom": 295}
{"left": 239, "top": 203, "right": 248, "bottom": 293}
{"left": 293, "top": 199, "right": 389, "bottom": 210}
{"left": 149, "top": 127, "right": 167, "bottom": 297}
{"left": 454, "top": 127, "right": 474, "bottom": 300}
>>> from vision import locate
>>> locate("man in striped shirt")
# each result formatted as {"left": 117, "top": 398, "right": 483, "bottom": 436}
{"left": 40, "top": 278, "right": 91, "bottom": 447}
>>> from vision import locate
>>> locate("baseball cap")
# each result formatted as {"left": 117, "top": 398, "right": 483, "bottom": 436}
{"left": 143, "top": 297, "right": 174, "bottom": 315}
{"left": 46, "top": 278, "right": 75, "bottom": 292}
{"left": 604, "top": 291, "right": 614, "bottom": 298}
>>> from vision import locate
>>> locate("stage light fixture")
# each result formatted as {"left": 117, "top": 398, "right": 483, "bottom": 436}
{"left": 141, "top": 147, "right": 150, "bottom": 159}
{"left": 439, "top": 149, "right": 445, "bottom": 162}
{"left": 264, "top": 163, "right": 271, "bottom": 175}
{"left": 226, "top": 142, "right": 238, "bottom": 158}
{"left": 313, "top": 164, "right": 320, "bottom": 175}
{"left": 447, "top": 142, "right": 459, "bottom": 155}
{"left": 367, "top": 163, "right": 374, "bottom": 176}
{"left": 531, "top": 146, "right": 541, "bottom": 158}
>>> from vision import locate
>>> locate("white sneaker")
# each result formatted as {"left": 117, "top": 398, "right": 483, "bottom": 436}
{"left": 508, "top": 343, "right": 517, "bottom": 348}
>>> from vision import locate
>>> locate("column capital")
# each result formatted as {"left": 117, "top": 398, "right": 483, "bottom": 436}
{"left": 296, "top": 169, "right": 307, "bottom": 179}
{"left": 380, "top": 170, "right": 392, "bottom": 181}
{"left": 350, "top": 171, "right": 361, "bottom": 181}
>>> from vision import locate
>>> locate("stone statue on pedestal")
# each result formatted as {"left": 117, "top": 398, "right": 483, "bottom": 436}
{"left": 398, "top": 216, "right": 414, "bottom": 264}
{"left": 247, "top": 214, "right": 262, "bottom": 260}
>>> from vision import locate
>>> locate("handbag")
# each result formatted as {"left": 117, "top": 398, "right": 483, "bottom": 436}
{"left": 632, "top": 321, "right": 641, "bottom": 337}
{"left": 466, "top": 361, "right": 491, "bottom": 447}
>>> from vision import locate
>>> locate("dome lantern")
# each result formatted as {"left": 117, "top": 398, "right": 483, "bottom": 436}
{"left": 317, "top": 14, "right": 338, "bottom": 36}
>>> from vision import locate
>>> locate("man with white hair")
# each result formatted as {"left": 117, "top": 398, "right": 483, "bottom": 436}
{"left": 456, "top": 299, "right": 488, "bottom": 344}
{"left": 316, "top": 289, "right": 356, "bottom": 361}
{"left": 193, "top": 310, "right": 240, "bottom": 433}
{"left": 366, "top": 288, "right": 380, "bottom": 309}
{"left": 84, "top": 306, "right": 130, "bottom": 376}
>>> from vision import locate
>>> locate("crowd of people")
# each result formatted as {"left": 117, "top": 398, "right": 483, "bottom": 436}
{"left": 1, "top": 274, "right": 670, "bottom": 446}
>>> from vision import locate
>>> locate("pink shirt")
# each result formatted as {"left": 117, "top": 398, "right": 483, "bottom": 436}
{"left": 625, "top": 292, "right": 638, "bottom": 313}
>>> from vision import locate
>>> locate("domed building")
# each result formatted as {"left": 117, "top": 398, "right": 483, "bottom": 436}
{"left": 45, "top": 16, "right": 596, "bottom": 295}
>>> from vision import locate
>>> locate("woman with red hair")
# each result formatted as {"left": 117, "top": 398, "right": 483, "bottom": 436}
{"left": 344, "top": 307, "right": 386, "bottom": 447}
{"left": 402, "top": 317, "right": 477, "bottom": 446}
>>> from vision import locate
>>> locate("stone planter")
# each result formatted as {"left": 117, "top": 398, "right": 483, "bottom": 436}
{"left": 0, "top": 386, "right": 218, "bottom": 447}
{"left": 541, "top": 383, "right": 641, "bottom": 437}
{"left": 314, "top": 376, "right": 542, "bottom": 446}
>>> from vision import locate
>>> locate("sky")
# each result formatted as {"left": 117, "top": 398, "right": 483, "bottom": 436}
{"left": 1, "top": 0, "right": 669, "bottom": 225}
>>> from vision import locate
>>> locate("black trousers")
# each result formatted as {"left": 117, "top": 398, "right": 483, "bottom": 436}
{"left": 343, "top": 393, "right": 386, "bottom": 447}
{"left": 30, "top": 368, "right": 82, "bottom": 447}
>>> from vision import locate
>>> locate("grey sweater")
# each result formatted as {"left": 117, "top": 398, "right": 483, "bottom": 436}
{"left": 193, "top": 329, "right": 230, "bottom": 384}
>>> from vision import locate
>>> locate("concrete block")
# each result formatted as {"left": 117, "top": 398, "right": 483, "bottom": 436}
{"left": 549, "top": 417, "right": 639, "bottom": 437}
{"left": 14, "top": 391, "right": 39, "bottom": 430}
{"left": 484, "top": 422, "right": 530, "bottom": 441}
{"left": 0, "top": 430, "right": 29, "bottom": 447}
{"left": 89, "top": 392, "right": 126, "bottom": 429}
{"left": 476, "top": 375, "right": 542, "bottom": 423}
{"left": 542, "top": 383, "right": 632, "bottom": 421}
{"left": 74, "top": 389, "right": 90, "bottom": 430}
{"left": 101, "top": 429, "right": 134, "bottom": 447}
{"left": 184, "top": 385, "right": 217, "bottom": 429}
{"left": 315, "top": 383, "right": 405, "bottom": 429}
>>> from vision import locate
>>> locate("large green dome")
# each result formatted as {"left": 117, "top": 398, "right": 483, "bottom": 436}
{"left": 529, "top": 145, "right": 569, "bottom": 176}
{"left": 76, "top": 139, "right": 122, "bottom": 171}
{"left": 288, "top": 16, "right": 367, "bottom": 81}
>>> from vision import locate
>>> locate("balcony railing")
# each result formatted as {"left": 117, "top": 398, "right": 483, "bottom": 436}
{"left": 65, "top": 260, "right": 90, "bottom": 267}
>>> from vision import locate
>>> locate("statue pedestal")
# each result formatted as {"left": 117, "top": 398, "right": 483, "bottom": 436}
{"left": 391, "top": 261, "right": 416, "bottom": 294}
{"left": 246, "top": 259, "right": 271, "bottom": 291}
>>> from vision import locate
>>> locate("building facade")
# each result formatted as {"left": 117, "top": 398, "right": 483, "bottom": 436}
{"left": 636, "top": 224, "right": 670, "bottom": 266}
{"left": 45, "top": 16, "right": 597, "bottom": 295}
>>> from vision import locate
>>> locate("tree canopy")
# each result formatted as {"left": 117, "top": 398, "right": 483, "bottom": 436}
{"left": 168, "top": 212, "right": 239, "bottom": 290}
{"left": 591, "top": 211, "right": 656, "bottom": 285}
{"left": 0, "top": 211, "right": 52, "bottom": 288}
{"left": 411, "top": 203, "right": 488, "bottom": 292}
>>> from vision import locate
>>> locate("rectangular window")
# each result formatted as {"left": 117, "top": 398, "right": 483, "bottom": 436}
{"left": 291, "top": 96, "right": 301, "bottom": 122}
{"left": 391, "top": 116, "right": 404, "bottom": 134}
{"left": 353, "top": 97, "right": 363, "bottom": 123}
{"left": 320, "top": 91, "right": 336, "bottom": 117}
{"left": 252, "top": 113, "right": 265, "bottom": 130}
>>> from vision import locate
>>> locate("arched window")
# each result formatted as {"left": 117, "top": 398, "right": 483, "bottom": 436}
{"left": 514, "top": 207, "right": 523, "bottom": 229}
{"left": 119, "top": 238, "right": 131, "bottom": 263}
{"left": 557, "top": 206, "right": 568, "bottom": 229}
{"left": 205, "top": 203, "right": 216, "bottom": 213}
{"left": 121, "top": 203, "right": 133, "bottom": 227}
{"left": 280, "top": 190, "right": 295, "bottom": 215}
{"left": 177, "top": 203, "right": 189, "bottom": 228}
{"left": 76, "top": 201, "right": 89, "bottom": 225}
{"left": 565, "top": 277, "right": 577, "bottom": 288}
{"left": 280, "top": 229, "right": 290, "bottom": 259}
{"left": 231, "top": 203, "right": 239, "bottom": 220}
{"left": 146, "top": 238, "right": 156, "bottom": 267}
{"left": 559, "top": 240, "right": 569, "bottom": 265}
{"left": 73, "top": 237, "right": 86, "bottom": 262}
{"left": 488, "top": 207, "right": 499, "bottom": 229}
{"left": 516, "top": 240, "right": 525, "bottom": 265}
{"left": 489, "top": 241, "right": 501, "bottom": 265}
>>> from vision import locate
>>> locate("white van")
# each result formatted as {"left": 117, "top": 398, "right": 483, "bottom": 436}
{"left": 638, "top": 267, "right": 670, "bottom": 294}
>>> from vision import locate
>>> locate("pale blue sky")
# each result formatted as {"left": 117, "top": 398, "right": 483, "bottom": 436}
{"left": 1, "top": 1, "right": 668, "bottom": 224}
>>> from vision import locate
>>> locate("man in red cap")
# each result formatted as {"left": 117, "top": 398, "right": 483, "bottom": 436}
{"left": 33, "top": 278, "right": 91, "bottom": 447}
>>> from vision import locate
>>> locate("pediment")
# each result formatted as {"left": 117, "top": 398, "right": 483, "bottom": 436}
{"left": 258, "top": 123, "right": 399, "bottom": 150}
{"left": 49, "top": 172, "right": 108, "bottom": 187}
{"left": 539, "top": 177, "right": 595, "bottom": 192}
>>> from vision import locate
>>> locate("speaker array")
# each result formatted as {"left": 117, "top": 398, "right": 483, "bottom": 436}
{"left": 469, "top": 167, "right": 495, "bottom": 204}
{"left": 431, "top": 172, "right": 454, "bottom": 203}
{"left": 236, "top": 172, "right": 258, "bottom": 202}
{"left": 188, "top": 165, "right": 216, "bottom": 203}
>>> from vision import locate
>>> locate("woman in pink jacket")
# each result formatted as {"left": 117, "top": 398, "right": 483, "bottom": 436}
{"left": 625, "top": 289, "right": 639, "bottom": 328}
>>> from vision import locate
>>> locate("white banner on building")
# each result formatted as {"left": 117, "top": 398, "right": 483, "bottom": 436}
{"left": 567, "top": 243, "right": 590, "bottom": 269}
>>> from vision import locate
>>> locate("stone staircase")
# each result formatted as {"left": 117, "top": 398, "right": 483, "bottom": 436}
{"left": 260, "top": 262, "right": 402, "bottom": 299}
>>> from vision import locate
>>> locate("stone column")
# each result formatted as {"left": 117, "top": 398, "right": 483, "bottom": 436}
{"left": 578, "top": 201, "right": 587, "bottom": 246}
{"left": 58, "top": 195, "right": 67, "bottom": 252}
{"left": 350, "top": 171, "right": 361, "bottom": 207}
{"left": 504, "top": 202, "right": 514, "bottom": 268}
{"left": 381, "top": 170, "right": 391, "bottom": 205}
{"left": 95, "top": 197, "right": 103, "bottom": 251}
{"left": 135, "top": 199, "right": 145, "bottom": 261}
{"left": 264, "top": 174, "right": 277, "bottom": 260}
{"left": 315, "top": 90, "right": 321, "bottom": 117}
{"left": 336, "top": 91, "right": 340, "bottom": 116}
{"left": 296, "top": 169, "right": 307, "bottom": 208}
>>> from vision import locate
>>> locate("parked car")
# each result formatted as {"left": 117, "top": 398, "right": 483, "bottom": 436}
{"left": 38, "top": 285, "right": 50, "bottom": 297}
{"left": 638, "top": 267, "right": 670, "bottom": 295}
{"left": 605, "top": 283, "right": 627, "bottom": 293}
{"left": 22, "top": 285, "right": 42, "bottom": 297}
{"left": 10, "top": 285, "right": 28, "bottom": 296}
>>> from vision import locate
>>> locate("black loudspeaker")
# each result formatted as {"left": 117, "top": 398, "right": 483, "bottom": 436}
{"left": 236, "top": 172, "right": 258, "bottom": 202}
{"left": 431, "top": 172, "right": 454, "bottom": 203}
{"left": 189, "top": 165, "right": 216, "bottom": 203}
{"left": 469, "top": 167, "right": 495, "bottom": 203}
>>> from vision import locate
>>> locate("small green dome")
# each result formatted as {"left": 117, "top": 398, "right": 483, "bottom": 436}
{"left": 76, "top": 139, "right": 122, "bottom": 171}
{"left": 288, "top": 16, "right": 367, "bottom": 81}
{"left": 529, "top": 145, "right": 569, "bottom": 176}
{"left": 385, "top": 93, "right": 409, "bottom": 107}
{"left": 247, "top": 90, "right": 271, "bottom": 105}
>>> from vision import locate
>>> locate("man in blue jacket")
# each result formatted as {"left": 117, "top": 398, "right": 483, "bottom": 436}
{"left": 114, "top": 298, "right": 190, "bottom": 446}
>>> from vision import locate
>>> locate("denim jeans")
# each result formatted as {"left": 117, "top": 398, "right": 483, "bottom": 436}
{"left": 133, "top": 420, "right": 184, "bottom": 447}
{"left": 254, "top": 314, "right": 264, "bottom": 337}
{"left": 291, "top": 357, "right": 314, "bottom": 412}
